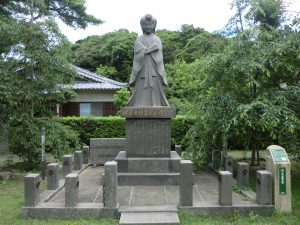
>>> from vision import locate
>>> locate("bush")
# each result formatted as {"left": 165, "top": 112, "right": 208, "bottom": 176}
{"left": 60, "top": 116, "right": 195, "bottom": 148}
{"left": 9, "top": 117, "right": 80, "bottom": 170}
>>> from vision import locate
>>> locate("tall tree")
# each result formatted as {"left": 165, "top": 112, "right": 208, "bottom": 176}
{"left": 72, "top": 29, "right": 137, "bottom": 82}
{"left": 187, "top": 0, "right": 300, "bottom": 167}
{"left": 0, "top": 0, "right": 102, "bottom": 166}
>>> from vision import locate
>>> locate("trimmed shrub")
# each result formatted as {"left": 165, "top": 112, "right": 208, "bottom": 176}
{"left": 60, "top": 116, "right": 195, "bottom": 148}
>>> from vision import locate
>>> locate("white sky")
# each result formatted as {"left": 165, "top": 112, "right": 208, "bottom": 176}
{"left": 58, "top": 0, "right": 300, "bottom": 43}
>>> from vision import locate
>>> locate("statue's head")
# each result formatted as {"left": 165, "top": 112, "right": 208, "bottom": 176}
{"left": 140, "top": 14, "right": 157, "bottom": 34}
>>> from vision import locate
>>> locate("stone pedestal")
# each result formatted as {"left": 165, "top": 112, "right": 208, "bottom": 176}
{"left": 116, "top": 106, "right": 182, "bottom": 186}
{"left": 121, "top": 107, "right": 176, "bottom": 158}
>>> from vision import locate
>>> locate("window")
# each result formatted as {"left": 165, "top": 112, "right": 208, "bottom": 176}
{"left": 79, "top": 103, "right": 103, "bottom": 116}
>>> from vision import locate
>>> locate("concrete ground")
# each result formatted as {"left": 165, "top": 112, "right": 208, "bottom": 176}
{"left": 49, "top": 166, "right": 245, "bottom": 206}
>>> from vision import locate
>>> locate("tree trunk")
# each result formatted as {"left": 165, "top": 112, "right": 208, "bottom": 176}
{"left": 256, "top": 141, "right": 260, "bottom": 166}
{"left": 250, "top": 137, "right": 256, "bottom": 165}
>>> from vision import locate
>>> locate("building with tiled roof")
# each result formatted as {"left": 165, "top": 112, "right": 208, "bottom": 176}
{"left": 57, "top": 66, "right": 127, "bottom": 117}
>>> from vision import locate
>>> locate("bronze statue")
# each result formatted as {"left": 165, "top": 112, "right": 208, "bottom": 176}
{"left": 128, "top": 14, "right": 170, "bottom": 106}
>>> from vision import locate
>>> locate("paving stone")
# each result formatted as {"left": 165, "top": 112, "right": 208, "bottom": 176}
{"left": 119, "top": 212, "right": 180, "bottom": 225}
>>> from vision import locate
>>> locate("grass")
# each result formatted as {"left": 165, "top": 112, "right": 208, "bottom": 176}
{"left": 1, "top": 153, "right": 300, "bottom": 224}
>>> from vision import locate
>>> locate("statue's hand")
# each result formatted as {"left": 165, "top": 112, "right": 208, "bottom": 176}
{"left": 145, "top": 44, "right": 159, "bottom": 54}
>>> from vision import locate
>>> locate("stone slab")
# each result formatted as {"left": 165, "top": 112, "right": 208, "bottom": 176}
{"left": 121, "top": 107, "right": 176, "bottom": 119}
{"left": 90, "top": 138, "right": 125, "bottom": 165}
{"left": 126, "top": 119, "right": 171, "bottom": 157}
{"left": 23, "top": 203, "right": 119, "bottom": 219}
{"left": 118, "top": 173, "right": 180, "bottom": 186}
{"left": 115, "top": 151, "right": 181, "bottom": 173}
{"left": 119, "top": 212, "right": 180, "bottom": 225}
{"left": 118, "top": 205, "right": 178, "bottom": 213}
{"left": 130, "top": 186, "right": 166, "bottom": 206}
{"left": 40, "top": 180, "right": 65, "bottom": 203}
{"left": 180, "top": 201, "right": 274, "bottom": 216}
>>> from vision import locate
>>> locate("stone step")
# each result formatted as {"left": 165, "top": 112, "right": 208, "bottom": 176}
{"left": 119, "top": 205, "right": 178, "bottom": 213}
{"left": 118, "top": 173, "right": 180, "bottom": 186}
{"left": 115, "top": 151, "right": 181, "bottom": 173}
{"left": 119, "top": 212, "right": 180, "bottom": 225}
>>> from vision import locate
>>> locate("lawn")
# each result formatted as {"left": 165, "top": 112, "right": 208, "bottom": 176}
{"left": 0, "top": 152, "right": 300, "bottom": 225}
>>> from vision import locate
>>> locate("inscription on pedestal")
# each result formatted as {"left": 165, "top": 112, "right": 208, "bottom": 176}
{"left": 126, "top": 119, "right": 171, "bottom": 157}
{"left": 121, "top": 107, "right": 176, "bottom": 119}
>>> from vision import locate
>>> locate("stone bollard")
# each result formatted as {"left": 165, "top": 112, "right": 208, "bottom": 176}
{"left": 256, "top": 170, "right": 272, "bottom": 205}
{"left": 65, "top": 173, "right": 79, "bottom": 207}
{"left": 74, "top": 151, "right": 83, "bottom": 170}
{"left": 103, "top": 161, "right": 118, "bottom": 208}
{"left": 24, "top": 174, "right": 40, "bottom": 207}
{"left": 47, "top": 163, "right": 59, "bottom": 190}
{"left": 223, "top": 156, "right": 233, "bottom": 174}
{"left": 237, "top": 162, "right": 249, "bottom": 187}
{"left": 175, "top": 145, "right": 182, "bottom": 156}
{"left": 82, "top": 146, "right": 90, "bottom": 164}
{"left": 180, "top": 160, "right": 193, "bottom": 206}
{"left": 218, "top": 171, "right": 232, "bottom": 206}
{"left": 62, "top": 155, "right": 73, "bottom": 177}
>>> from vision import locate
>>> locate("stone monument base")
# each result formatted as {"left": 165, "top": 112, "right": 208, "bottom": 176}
{"left": 115, "top": 151, "right": 181, "bottom": 186}
{"left": 121, "top": 107, "right": 176, "bottom": 158}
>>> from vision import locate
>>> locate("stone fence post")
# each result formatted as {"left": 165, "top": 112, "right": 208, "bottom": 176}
{"left": 237, "top": 162, "right": 249, "bottom": 187}
{"left": 62, "top": 155, "right": 73, "bottom": 177}
{"left": 179, "top": 160, "right": 193, "bottom": 206}
{"left": 82, "top": 146, "right": 90, "bottom": 164}
{"left": 24, "top": 174, "right": 40, "bottom": 207}
{"left": 65, "top": 173, "right": 79, "bottom": 207}
{"left": 47, "top": 163, "right": 59, "bottom": 190}
{"left": 74, "top": 151, "right": 83, "bottom": 170}
{"left": 103, "top": 161, "right": 118, "bottom": 208}
{"left": 256, "top": 170, "right": 272, "bottom": 205}
{"left": 223, "top": 156, "right": 233, "bottom": 174}
{"left": 219, "top": 171, "right": 232, "bottom": 206}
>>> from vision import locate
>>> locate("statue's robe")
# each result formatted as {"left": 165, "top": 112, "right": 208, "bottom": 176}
{"left": 128, "top": 33, "right": 169, "bottom": 106}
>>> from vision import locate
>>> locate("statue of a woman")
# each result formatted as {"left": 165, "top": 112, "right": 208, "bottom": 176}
{"left": 128, "top": 14, "right": 170, "bottom": 107}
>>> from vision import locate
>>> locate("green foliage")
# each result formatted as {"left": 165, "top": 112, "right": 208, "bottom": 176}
{"left": 187, "top": 1, "right": 300, "bottom": 167}
{"left": 72, "top": 29, "right": 137, "bottom": 81}
{"left": 0, "top": 0, "right": 101, "bottom": 165}
{"left": 165, "top": 59, "right": 206, "bottom": 114}
{"left": 113, "top": 88, "right": 130, "bottom": 112}
{"left": 60, "top": 116, "right": 195, "bottom": 147}
{"left": 60, "top": 117, "right": 126, "bottom": 145}
{"left": 0, "top": 0, "right": 102, "bottom": 29}
{"left": 9, "top": 117, "right": 80, "bottom": 169}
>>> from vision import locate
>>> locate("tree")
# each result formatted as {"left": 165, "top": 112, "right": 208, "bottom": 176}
{"left": 72, "top": 29, "right": 137, "bottom": 82}
{"left": 187, "top": 0, "right": 300, "bottom": 167}
{"left": 0, "top": 0, "right": 101, "bottom": 166}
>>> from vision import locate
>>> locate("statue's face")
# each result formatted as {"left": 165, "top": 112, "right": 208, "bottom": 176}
{"left": 142, "top": 20, "right": 154, "bottom": 34}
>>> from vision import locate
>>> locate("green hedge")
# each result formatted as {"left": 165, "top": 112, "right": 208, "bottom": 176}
{"left": 60, "top": 116, "right": 195, "bottom": 148}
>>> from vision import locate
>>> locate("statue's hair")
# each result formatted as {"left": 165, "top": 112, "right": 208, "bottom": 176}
{"left": 140, "top": 14, "right": 157, "bottom": 32}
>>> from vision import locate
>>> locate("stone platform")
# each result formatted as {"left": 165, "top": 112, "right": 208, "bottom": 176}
{"left": 23, "top": 166, "right": 274, "bottom": 219}
{"left": 115, "top": 151, "right": 181, "bottom": 186}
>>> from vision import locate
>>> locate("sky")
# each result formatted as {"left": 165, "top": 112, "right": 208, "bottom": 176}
{"left": 58, "top": 0, "right": 300, "bottom": 43}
